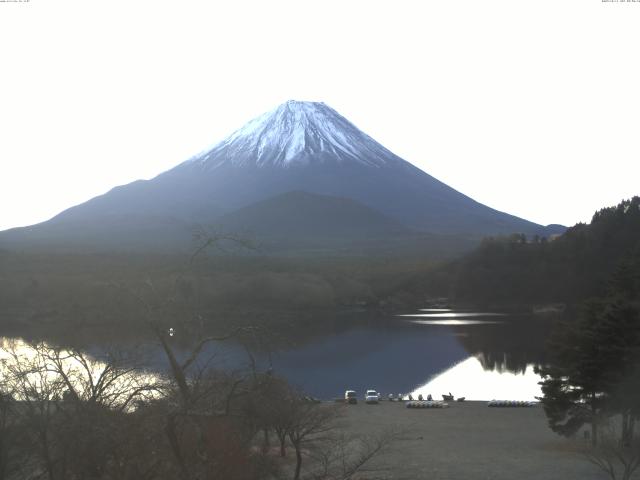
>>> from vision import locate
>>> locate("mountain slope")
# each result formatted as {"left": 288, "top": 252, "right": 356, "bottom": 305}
{"left": 0, "top": 100, "right": 560, "bottom": 252}
{"left": 216, "top": 190, "right": 410, "bottom": 240}
{"left": 0, "top": 214, "right": 195, "bottom": 253}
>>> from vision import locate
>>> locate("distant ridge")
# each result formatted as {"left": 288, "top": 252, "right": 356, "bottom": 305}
{"left": 216, "top": 190, "right": 410, "bottom": 239}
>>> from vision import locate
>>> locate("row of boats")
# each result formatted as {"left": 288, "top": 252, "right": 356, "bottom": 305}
{"left": 344, "top": 390, "right": 465, "bottom": 404}
{"left": 407, "top": 393, "right": 465, "bottom": 402}
{"left": 344, "top": 391, "right": 536, "bottom": 407}
{"left": 406, "top": 399, "right": 537, "bottom": 408}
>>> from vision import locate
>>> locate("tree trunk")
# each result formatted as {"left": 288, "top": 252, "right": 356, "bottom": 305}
{"left": 293, "top": 444, "right": 302, "bottom": 480}
{"left": 622, "top": 412, "right": 631, "bottom": 447}
{"left": 0, "top": 436, "right": 7, "bottom": 480}
{"left": 262, "top": 428, "right": 270, "bottom": 454}
{"left": 275, "top": 429, "right": 287, "bottom": 457}
{"left": 591, "top": 399, "right": 598, "bottom": 447}
{"left": 279, "top": 436, "right": 286, "bottom": 457}
{"left": 40, "top": 429, "right": 56, "bottom": 480}
{"left": 164, "top": 415, "right": 190, "bottom": 480}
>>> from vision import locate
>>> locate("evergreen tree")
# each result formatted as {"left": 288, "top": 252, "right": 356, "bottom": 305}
{"left": 536, "top": 302, "right": 611, "bottom": 445}
{"left": 537, "top": 254, "right": 640, "bottom": 446}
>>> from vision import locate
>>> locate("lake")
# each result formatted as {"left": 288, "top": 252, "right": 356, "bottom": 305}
{"left": 1, "top": 308, "right": 556, "bottom": 401}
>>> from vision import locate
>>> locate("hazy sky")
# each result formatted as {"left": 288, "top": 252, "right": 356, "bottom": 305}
{"left": 1, "top": 0, "right": 639, "bottom": 231}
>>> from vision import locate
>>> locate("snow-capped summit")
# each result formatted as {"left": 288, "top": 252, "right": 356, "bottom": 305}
{"left": 188, "top": 100, "right": 403, "bottom": 169}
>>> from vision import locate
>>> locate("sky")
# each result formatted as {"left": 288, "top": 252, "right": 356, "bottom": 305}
{"left": 1, "top": 0, "right": 639, "bottom": 231}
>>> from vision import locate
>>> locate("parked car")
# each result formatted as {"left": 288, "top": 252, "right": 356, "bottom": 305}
{"left": 344, "top": 390, "right": 358, "bottom": 404}
{"left": 365, "top": 390, "right": 380, "bottom": 404}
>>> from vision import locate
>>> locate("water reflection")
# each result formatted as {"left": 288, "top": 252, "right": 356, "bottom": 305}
{"left": 406, "top": 320, "right": 504, "bottom": 325}
{"left": 454, "top": 318, "right": 553, "bottom": 374}
{"left": 0, "top": 337, "right": 161, "bottom": 408}
{"left": 401, "top": 312, "right": 506, "bottom": 318}
{"left": 0, "top": 308, "right": 560, "bottom": 401}
{"left": 412, "top": 357, "right": 542, "bottom": 401}
{"left": 263, "top": 325, "right": 468, "bottom": 399}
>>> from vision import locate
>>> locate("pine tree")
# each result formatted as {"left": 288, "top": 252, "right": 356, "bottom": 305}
{"left": 537, "top": 257, "right": 640, "bottom": 446}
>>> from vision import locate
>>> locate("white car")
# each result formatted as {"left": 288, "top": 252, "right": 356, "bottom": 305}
{"left": 365, "top": 389, "right": 380, "bottom": 404}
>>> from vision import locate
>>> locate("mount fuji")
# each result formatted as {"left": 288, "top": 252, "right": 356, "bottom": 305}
{"left": 0, "top": 100, "right": 562, "bottom": 253}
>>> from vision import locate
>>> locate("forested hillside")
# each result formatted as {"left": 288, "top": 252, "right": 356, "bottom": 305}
{"left": 413, "top": 197, "right": 640, "bottom": 307}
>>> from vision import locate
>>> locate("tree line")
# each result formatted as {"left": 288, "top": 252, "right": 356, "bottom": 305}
{"left": 535, "top": 248, "right": 640, "bottom": 479}
{"left": 415, "top": 197, "right": 640, "bottom": 307}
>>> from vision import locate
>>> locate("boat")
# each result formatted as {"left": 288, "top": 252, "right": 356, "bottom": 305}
{"left": 487, "top": 400, "right": 536, "bottom": 407}
{"left": 406, "top": 400, "right": 449, "bottom": 409}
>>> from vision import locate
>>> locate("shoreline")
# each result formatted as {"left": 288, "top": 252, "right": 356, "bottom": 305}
{"left": 335, "top": 400, "right": 600, "bottom": 479}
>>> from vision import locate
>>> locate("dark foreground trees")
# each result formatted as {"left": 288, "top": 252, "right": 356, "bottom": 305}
{"left": 581, "top": 423, "right": 640, "bottom": 480}
{"left": 536, "top": 253, "right": 640, "bottom": 478}
{"left": 537, "top": 254, "right": 640, "bottom": 446}
{"left": 0, "top": 339, "right": 393, "bottom": 480}
{"left": 0, "top": 376, "right": 26, "bottom": 480}
{"left": 1, "top": 340, "right": 164, "bottom": 480}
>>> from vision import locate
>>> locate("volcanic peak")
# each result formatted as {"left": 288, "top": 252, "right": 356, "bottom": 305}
{"left": 187, "top": 100, "right": 403, "bottom": 169}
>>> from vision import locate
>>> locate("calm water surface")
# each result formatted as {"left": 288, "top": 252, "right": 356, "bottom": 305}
{"left": 0, "top": 309, "right": 556, "bottom": 401}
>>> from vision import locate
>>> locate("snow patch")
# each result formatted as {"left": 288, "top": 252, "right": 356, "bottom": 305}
{"left": 187, "top": 100, "right": 404, "bottom": 170}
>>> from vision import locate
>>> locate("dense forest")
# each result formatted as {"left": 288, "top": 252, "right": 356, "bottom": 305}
{"left": 0, "top": 249, "right": 434, "bottom": 340}
{"left": 533, "top": 217, "right": 640, "bottom": 476}
{"left": 413, "top": 197, "right": 640, "bottom": 308}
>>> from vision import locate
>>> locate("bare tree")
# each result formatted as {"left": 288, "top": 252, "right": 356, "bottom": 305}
{"left": 1, "top": 340, "right": 164, "bottom": 480}
{"left": 3, "top": 341, "right": 68, "bottom": 480}
{"left": 110, "top": 230, "right": 268, "bottom": 480}
{"left": 37, "top": 343, "right": 161, "bottom": 411}
{"left": 287, "top": 401, "right": 340, "bottom": 480}
{"left": 309, "top": 430, "right": 398, "bottom": 480}
{"left": 0, "top": 371, "right": 26, "bottom": 480}
{"left": 581, "top": 421, "right": 640, "bottom": 480}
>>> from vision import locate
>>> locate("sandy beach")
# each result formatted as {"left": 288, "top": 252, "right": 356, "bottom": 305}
{"left": 336, "top": 400, "right": 603, "bottom": 480}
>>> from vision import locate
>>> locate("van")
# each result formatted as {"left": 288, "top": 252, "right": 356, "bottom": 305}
{"left": 345, "top": 390, "right": 357, "bottom": 404}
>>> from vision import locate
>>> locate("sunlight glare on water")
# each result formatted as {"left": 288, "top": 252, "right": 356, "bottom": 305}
{"left": 405, "top": 319, "right": 504, "bottom": 325}
{"left": 400, "top": 312, "right": 506, "bottom": 318}
{"left": 398, "top": 309, "right": 507, "bottom": 325}
{"left": 412, "top": 357, "right": 542, "bottom": 401}
{"left": 0, "top": 338, "right": 161, "bottom": 406}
